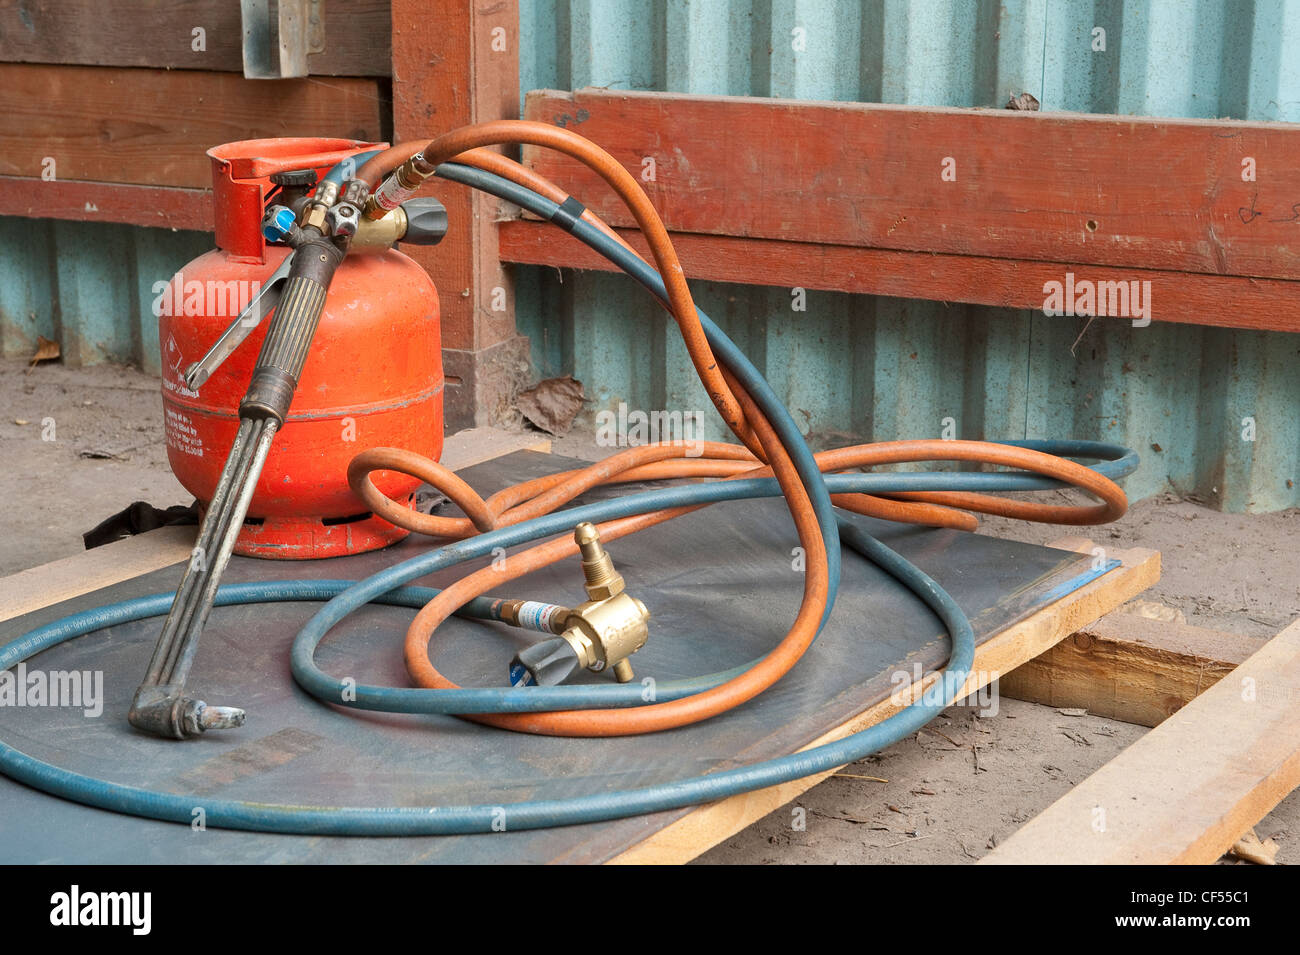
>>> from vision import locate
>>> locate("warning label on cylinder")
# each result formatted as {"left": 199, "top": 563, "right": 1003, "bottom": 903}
{"left": 165, "top": 408, "right": 204, "bottom": 458}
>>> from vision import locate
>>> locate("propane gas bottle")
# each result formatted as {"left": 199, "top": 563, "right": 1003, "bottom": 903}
{"left": 159, "top": 138, "right": 443, "bottom": 559}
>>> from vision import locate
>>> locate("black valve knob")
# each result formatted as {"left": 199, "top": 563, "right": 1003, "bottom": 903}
{"left": 399, "top": 197, "right": 448, "bottom": 246}
{"left": 271, "top": 168, "right": 319, "bottom": 188}
{"left": 510, "top": 638, "right": 581, "bottom": 688}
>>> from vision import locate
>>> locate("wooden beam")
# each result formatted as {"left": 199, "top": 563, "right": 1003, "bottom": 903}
{"left": 390, "top": 0, "right": 525, "bottom": 429}
{"left": 0, "top": 64, "right": 387, "bottom": 189}
{"left": 0, "top": 177, "right": 212, "bottom": 231}
{"left": 983, "top": 617, "right": 1300, "bottom": 865}
{"left": 498, "top": 220, "right": 1300, "bottom": 333}
{"left": 0, "top": 0, "right": 392, "bottom": 76}
{"left": 1000, "top": 611, "right": 1267, "bottom": 727}
{"left": 520, "top": 89, "right": 1300, "bottom": 289}
{"left": 610, "top": 539, "right": 1161, "bottom": 864}
{"left": 390, "top": 0, "right": 519, "bottom": 354}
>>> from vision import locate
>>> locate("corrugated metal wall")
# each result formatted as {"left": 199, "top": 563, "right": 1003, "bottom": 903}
{"left": 0, "top": 219, "right": 210, "bottom": 375}
{"left": 513, "top": 0, "right": 1300, "bottom": 511}
{"left": 2, "top": 2, "right": 1296, "bottom": 511}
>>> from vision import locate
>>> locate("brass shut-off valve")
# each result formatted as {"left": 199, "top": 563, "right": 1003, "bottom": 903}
{"left": 508, "top": 523, "right": 651, "bottom": 687}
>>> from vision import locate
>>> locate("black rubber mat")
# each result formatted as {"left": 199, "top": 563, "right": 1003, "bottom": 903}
{"left": 0, "top": 450, "right": 1115, "bottom": 863}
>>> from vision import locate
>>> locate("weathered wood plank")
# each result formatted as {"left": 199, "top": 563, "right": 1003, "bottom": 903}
{"left": 0, "top": 176, "right": 212, "bottom": 230}
{"left": 391, "top": 0, "right": 519, "bottom": 353}
{"left": 521, "top": 88, "right": 1300, "bottom": 285}
{"left": 1000, "top": 611, "right": 1267, "bottom": 727}
{"left": 497, "top": 220, "right": 1300, "bottom": 334}
{"left": 0, "top": 0, "right": 392, "bottom": 76}
{"left": 0, "top": 64, "right": 387, "bottom": 188}
{"left": 983, "top": 617, "right": 1300, "bottom": 865}
{"left": 610, "top": 540, "right": 1162, "bottom": 864}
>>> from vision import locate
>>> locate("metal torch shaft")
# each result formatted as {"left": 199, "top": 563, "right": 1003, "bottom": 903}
{"left": 129, "top": 231, "right": 344, "bottom": 739}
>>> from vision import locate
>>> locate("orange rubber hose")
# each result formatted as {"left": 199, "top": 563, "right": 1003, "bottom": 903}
{"left": 360, "top": 122, "right": 759, "bottom": 451}
{"left": 345, "top": 123, "right": 1128, "bottom": 739}
{"left": 356, "top": 145, "right": 974, "bottom": 530}
{"left": 400, "top": 375, "right": 829, "bottom": 737}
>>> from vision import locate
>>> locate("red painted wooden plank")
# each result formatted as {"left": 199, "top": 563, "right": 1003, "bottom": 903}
{"left": 498, "top": 219, "right": 1299, "bottom": 334}
{"left": 391, "top": 0, "right": 519, "bottom": 354}
{"left": 521, "top": 89, "right": 1300, "bottom": 283}
{"left": 0, "top": 64, "right": 386, "bottom": 189}
{"left": 0, "top": 0, "right": 392, "bottom": 77}
{"left": 0, "top": 177, "right": 212, "bottom": 231}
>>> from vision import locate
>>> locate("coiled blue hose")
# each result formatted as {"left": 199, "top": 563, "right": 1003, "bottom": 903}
{"left": 0, "top": 159, "right": 1137, "bottom": 836}
{"left": 0, "top": 521, "right": 978, "bottom": 834}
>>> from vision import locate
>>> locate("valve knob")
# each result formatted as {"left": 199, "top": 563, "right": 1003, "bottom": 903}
{"left": 270, "top": 168, "right": 319, "bottom": 188}
{"left": 328, "top": 201, "right": 361, "bottom": 237}
{"left": 261, "top": 205, "right": 297, "bottom": 244}
{"left": 399, "top": 197, "right": 449, "bottom": 246}
{"left": 510, "top": 638, "right": 581, "bottom": 688}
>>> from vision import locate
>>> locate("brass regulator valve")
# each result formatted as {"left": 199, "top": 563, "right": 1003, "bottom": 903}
{"left": 508, "top": 523, "right": 651, "bottom": 687}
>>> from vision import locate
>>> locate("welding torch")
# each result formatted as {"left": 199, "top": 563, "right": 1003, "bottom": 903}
{"left": 127, "top": 175, "right": 445, "bottom": 740}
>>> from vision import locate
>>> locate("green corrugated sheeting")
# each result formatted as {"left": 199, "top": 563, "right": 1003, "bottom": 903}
{"left": 2, "top": 1, "right": 1297, "bottom": 511}
{"left": 515, "top": 0, "right": 1300, "bottom": 511}
{"left": 517, "top": 270, "right": 1299, "bottom": 509}
{"left": 0, "top": 218, "right": 210, "bottom": 375}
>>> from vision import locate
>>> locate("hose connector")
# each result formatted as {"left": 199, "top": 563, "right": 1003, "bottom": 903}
{"left": 575, "top": 521, "right": 624, "bottom": 601}
{"left": 350, "top": 198, "right": 449, "bottom": 251}
{"left": 363, "top": 154, "right": 437, "bottom": 219}
{"left": 299, "top": 179, "right": 340, "bottom": 233}
{"left": 508, "top": 523, "right": 650, "bottom": 686}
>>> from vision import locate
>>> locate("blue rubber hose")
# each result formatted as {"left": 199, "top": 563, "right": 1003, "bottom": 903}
{"left": 289, "top": 466, "right": 1131, "bottom": 715}
{"left": 0, "top": 162, "right": 1135, "bottom": 836}
{"left": 321, "top": 148, "right": 384, "bottom": 185}
{"left": 286, "top": 162, "right": 1132, "bottom": 716}
{"left": 0, "top": 518, "right": 977, "bottom": 835}
{"left": 286, "top": 161, "right": 1133, "bottom": 717}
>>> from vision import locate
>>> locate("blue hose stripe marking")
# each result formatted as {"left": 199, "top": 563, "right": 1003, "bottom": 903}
{"left": 516, "top": 601, "right": 561, "bottom": 633}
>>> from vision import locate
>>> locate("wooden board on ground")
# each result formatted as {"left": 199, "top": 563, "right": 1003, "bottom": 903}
{"left": 983, "top": 617, "right": 1300, "bottom": 865}
{"left": 611, "top": 539, "right": 1159, "bottom": 864}
{"left": 1000, "top": 611, "right": 1267, "bottom": 727}
{"left": 0, "top": 428, "right": 551, "bottom": 624}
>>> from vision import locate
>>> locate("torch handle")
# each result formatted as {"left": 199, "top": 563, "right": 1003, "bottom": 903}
{"left": 239, "top": 236, "right": 343, "bottom": 423}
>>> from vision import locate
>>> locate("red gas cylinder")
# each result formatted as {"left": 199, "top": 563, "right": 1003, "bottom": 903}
{"left": 159, "top": 138, "right": 443, "bottom": 558}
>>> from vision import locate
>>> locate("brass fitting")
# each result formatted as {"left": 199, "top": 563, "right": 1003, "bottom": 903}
{"left": 560, "top": 523, "right": 648, "bottom": 682}
{"left": 575, "top": 521, "right": 625, "bottom": 600}
{"left": 349, "top": 206, "right": 409, "bottom": 250}
{"left": 363, "top": 155, "right": 437, "bottom": 219}
{"left": 299, "top": 179, "right": 339, "bottom": 233}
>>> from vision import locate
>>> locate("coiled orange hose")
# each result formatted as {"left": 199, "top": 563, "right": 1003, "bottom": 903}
{"left": 348, "top": 122, "right": 1127, "bottom": 738}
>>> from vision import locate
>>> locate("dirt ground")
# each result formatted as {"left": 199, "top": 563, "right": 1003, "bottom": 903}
{"left": 2, "top": 358, "right": 1297, "bottom": 864}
